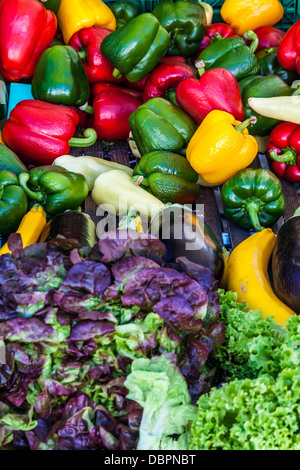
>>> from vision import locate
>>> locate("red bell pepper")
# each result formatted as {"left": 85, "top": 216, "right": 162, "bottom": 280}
{"left": 69, "top": 27, "right": 125, "bottom": 85}
{"left": 91, "top": 82, "right": 142, "bottom": 101}
{"left": 266, "top": 121, "right": 300, "bottom": 183}
{"left": 193, "top": 23, "right": 237, "bottom": 58}
{"left": 253, "top": 26, "right": 285, "bottom": 52}
{"left": 2, "top": 100, "right": 97, "bottom": 166}
{"left": 175, "top": 68, "right": 244, "bottom": 125}
{"left": 123, "top": 56, "right": 187, "bottom": 92}
{"left": 143, "top": 60, "right": 196, "bottom": 102}
{"left": 0, "top": 0, "right": 57, "bottom": 82}
{"left": 87, "top": 84, "right": 143, "bottom": 141}
{"left": 277, "top": 18, "right": 300, "bottom": 72}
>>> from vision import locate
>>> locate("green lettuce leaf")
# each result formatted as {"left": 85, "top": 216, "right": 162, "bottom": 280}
{"left": 125, "top": 354, "right": 197, "bottom": 450}
{"left": 189, "top": 368, "right": 300, "bottom": 450}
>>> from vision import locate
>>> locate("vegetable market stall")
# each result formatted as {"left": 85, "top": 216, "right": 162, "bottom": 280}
{"left": 1, "top": 0, "right": 300, "bottom": 452}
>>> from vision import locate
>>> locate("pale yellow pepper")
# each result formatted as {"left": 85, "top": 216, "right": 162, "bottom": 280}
{"left": 57, "top": 0, "right": 116, "bottom": 44}
{"left": 221, "top": 0, "right": 284, "bottom": 36}
{"left": 91, "top": 170, "right": 165, "bottom": 219}
{"left": 199, "top": 2, "right": 213, "bottom": 26}
{"left": 186, "top": 110, "right": 258, "bottom": 186}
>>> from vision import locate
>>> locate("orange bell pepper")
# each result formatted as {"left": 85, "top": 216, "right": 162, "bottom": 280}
{"left": 221, "top": 0, "right": 284, "bottom": 36}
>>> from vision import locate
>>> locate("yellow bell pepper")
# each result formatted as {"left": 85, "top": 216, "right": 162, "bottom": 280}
{"left": 221, "top": 0, "right": 284, "bottom": 36}
{"left": 186, "top": 110, "right": 258, "bottom": 186}
{"left": 57, "top": 0, "right": 116, "bottom": 44}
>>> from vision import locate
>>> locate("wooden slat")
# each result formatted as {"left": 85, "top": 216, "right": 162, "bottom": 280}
{"left": 109, "top": 140, "right": 131, "bottom": 166}
{"left": 196, "top": 186, "right": 224, "bottom": 246}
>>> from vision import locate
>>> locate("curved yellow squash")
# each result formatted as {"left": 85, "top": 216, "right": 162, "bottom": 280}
{"left": 227, "top": 228, "right": 295, "bottom": 327}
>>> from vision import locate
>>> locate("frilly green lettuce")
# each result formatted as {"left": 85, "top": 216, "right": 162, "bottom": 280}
{"left": 125, "top": 354, "right": 197, "bottom": 450}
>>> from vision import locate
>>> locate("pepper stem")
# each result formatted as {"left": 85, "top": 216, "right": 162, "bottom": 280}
{"left": 244, "top": 30, "right": 259, "bottom": 53}
{"left": 132, "top": 175, "right": 144, "bottom": 186}
{"left": 291, "top": 80, "right": 300, "bottom": 95}
{"left": 264, "top": 47, "right": 277, "bottom": 54}
{"left": 194, "top": 60, "right": 206, "bottom": 76}
{"left": 83, "top": 105, "right": 94, "bottom": 115}
{"left": 246, "top": 201, "right": 264, "bottom": 231}
{"left": 211, "top": 32, "right": 224, "bottom": 43}
{"left": 68, "top": 128, "right": 97, "bottom": 147}
{"left": 18, "top": 173, "right": 44, "bottom": 203}
{"left": 113, "top": 68, "right": 123, "bottom": 79}
{"left": 235, "top": 116, "right": 257, "bottom": 133}
{"left": 77, "top": 49, "right": 87, "bottom": 62}
{"left": 293, "top": 207, "right": 300, "bottom": 217}
{"left": 269, "top": 148, "right": 297, "bottom": 164}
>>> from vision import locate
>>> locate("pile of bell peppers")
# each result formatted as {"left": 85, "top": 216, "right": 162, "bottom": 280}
{"left": 0, "top": 0, "right": 299, "bottom": 243}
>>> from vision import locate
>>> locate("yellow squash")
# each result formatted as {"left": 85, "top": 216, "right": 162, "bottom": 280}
{"left": 57, "top": 0, "right": 116, "bottom": 44}
{"left": 221, "top": 0, "right": 284, "bottom": 36}
{"left": 227, "top": 229, "right": 295, "bottom": 327}
{"left": 186, "top": 110, "right": 258, "bottom": 186}
{"left": 0, "top": 204, "right": 47, "bottom": 255}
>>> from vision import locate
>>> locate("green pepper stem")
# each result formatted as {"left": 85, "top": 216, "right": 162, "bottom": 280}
{"left": 18, "top": 173, "right": 44, "bottom": 203}
{"left": 77, "top": 50, "right": 87, "bottom": 62}
{"left": 291, "top": 80, "right": 300, "bottom": 95}
{"left": 211, "top": 32, "right": 224, "bottom": 43}
{"left": 269, "top": 148, "right": 297, "bottom": 164}
{"left": 246, "top": 201, "right": 265, "bottom": 231}
{"left": 293, "top": 207, "right": 300, "bottom": 217}
{"left": 244, "top": 30, "right": 259, "bottom": 53}
{"left": 113, "top": 68, "right": 123, "bottom": 79}
{"left": 194, "top": 60, "right": 206, "bottom": 76}
{"left": 264, "top": 47, "right": 277, "bottom": 54}
{"left": 68, "top": 128, "right": 97, "bottom": 147}
{"left": 235, "top": 116, "right": 257, "bottom": 132}
{"left": 132, "top": 175, "right": 144, "bottom": 186}
{"left": 83, "top": 105, "right": 94, "bottom": 115}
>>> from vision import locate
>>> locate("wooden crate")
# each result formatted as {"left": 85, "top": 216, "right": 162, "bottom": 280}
{"left": 74, "top": 138, "right": 300, "bottom": 250}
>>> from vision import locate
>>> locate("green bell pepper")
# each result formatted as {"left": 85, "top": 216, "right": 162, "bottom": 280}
{"left": 129, "top": 97, "right": 197, "bottom": 156}
{"left": 31, "top": 45, "right": 89, "bottom": 107}
{"left": 132, "top": 151, "right": 199, "bottom": 204}
{"left": 238, "top": 74, "right": 291, "bottom": 136}
{"left": 100, "top": 12, "right": 170, "bottom": 83}
{"left": 37, "top": 0, "right": 62, "bottom": 15}
{"left": 0, "top": 170, "right": 28, "bottom": 236}
{"left": 0, "top": 143, "right": 28, "bottom": 176}
{"left": 220, "top": 168, "right": 285, "bottom": 232}
{"left": 196, "top": 31, "right": 260, "bottom": 81}
{"left": 256, "top": 47, "right": 300, "bottom": 86}
{"left": 0, "top": 72, "right": 8, "bottom": 121}
{"left": 109, "top": 0, "right": 141, "bottom": 28}
{"left": 152, "top": 0, "right": 207, "bottom": 57}
{"left": 18, "top": 165, "right": 89, "bottom": 216}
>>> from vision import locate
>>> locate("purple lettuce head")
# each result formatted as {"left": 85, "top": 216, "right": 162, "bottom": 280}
{"left": 122, "top": 267, "right": 208, "bottom": 318}
{"left": 98, "top": 230, "right": 167, "bottom": 264}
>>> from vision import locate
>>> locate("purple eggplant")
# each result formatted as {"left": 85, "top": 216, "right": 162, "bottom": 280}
{"left": 148, "top": 204, "right": 225, "bottom": 282}
{"left": 271, "top": 207, "right": 300, "bottom": 314}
